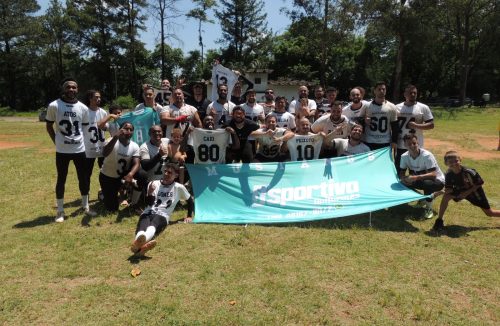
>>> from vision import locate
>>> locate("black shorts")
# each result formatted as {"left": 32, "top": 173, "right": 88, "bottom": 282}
{"left": 452, "top": 187, "right": 490, "bottom": 209}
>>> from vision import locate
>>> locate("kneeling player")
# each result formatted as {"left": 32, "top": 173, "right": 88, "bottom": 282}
{"left": 251, "top": 115, "right": 293, "bottom": 162}
{"left": 433, "top": 151, "right": 500, "bottom": 231}
{"left": 131, "top": 163, "right": 193, "bottom": 256}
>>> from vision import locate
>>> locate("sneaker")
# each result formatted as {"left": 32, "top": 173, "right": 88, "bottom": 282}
{"left": 84, "top": 207, "right": 97, "bottom": 217}
{"left": 55, "top": 211, "right": 65, "bottom": 223}
{"left": 139, "top": 240, "right": 157, "bottom": 256}
{"left": 131, "top": 234, "right": 146, "bottom": 254}
{"left": 424, "top": 208, "right": 434, "bottom": 219}
{"left": 432, "top": 218, "right": 445, "bottom": 231}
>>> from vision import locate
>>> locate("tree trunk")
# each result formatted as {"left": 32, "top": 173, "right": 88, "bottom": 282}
{"left": 392, "top": 32, "right": 404, "bottom": 102}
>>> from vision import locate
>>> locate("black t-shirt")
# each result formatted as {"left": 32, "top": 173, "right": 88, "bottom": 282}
{"left": 229, "top": 119, "right": 259, "bottom": 147}
{"left": 445, "top": 166, "right": 484, "bottom": 194}
{"left": 186, "top": 97, "right": 210, "bottom": 120}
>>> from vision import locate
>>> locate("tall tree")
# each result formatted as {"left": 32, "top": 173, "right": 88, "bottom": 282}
{"left": 186, "top": 0, "right": 215, "bottom": 72}
{"left": 214, "top": 0, "right": 270, "bottom": 67}
{"left": 0, "top": 0, "right": 40, "bottom": 109}
{"left": 149, "top": 0, "right": 181, "bottom": 80}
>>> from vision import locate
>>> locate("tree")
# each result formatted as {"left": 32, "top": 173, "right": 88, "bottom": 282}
{"left": 186, "top": 0, "right": 215, "bottom": 72}
{"left": 149, "top": 0, "right": 181, "bottom": 79}
{"left": 0, "top": 0, "right": 40, "bottom": 109}
{"left": 214, "top": 0, "right": 270, "bottom": 68}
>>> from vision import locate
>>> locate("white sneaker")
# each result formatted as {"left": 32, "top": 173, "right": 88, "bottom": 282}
{"left": 55, "top": 211, "right": 65, "bottom": 223}
{"left": 84, "top": 207, "right": 97, "bottom": 217}
{"left": 424, "top": 208, "right": 434, "bottom": 219}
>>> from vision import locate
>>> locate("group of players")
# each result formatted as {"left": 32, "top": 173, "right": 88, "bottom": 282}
{"left": 45, "top": 78, "right": 499, "bottom": 256}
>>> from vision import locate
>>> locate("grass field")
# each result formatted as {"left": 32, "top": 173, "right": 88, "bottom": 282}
{"left": 0, "top": 108, "right": 499, "bottom": 325}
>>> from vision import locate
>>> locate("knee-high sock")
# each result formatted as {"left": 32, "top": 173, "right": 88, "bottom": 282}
{"left": 145, "top": 226, "right": 156, "bottom": 242}
{"left": 57, "top": 198, "right": 64, "bottom": 212}
{"left": 82, "top": 195, "right": 89, "bottom": 209}
{"left": 130, "top": 190, "right": 141, "bottom": 205}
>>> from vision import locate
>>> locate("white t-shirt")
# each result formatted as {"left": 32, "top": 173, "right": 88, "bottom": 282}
{"left": 164, "top": 103, "right": 198, "bottom": 138}
{"left": 101, "top": 139, "right": 140, "bottom": 178}
{"left": 206, "top": 101, "right": 235, "bottom": 128}
{"left": 46, "top": 99, "right": 89, "bottom": 154}
{"left": 395, "top": 102, "right": 433, "bottom": 149}
{"left": 142, "top": 181, "right": 190, "bottom": 221}
{"left": 311, "top": 114, "right": 353, "bottom": 139}
{"left": 254, "top": 128, "right": 287, "bottom": 159}
{"left": 191, "top": 128, "right": 231, "bottom": 164}
{"left": 242, "top": 103, "right": 265, "bottom": 123}
{"left": 134, "top": 102, "right": 166, "bottom": 114}
{"left": 342, "top": 102, "right": 367, "bottom": 124}
{"left": 400, "top": 148, "right": 444, "bottom": 183}
{"left": 83, "top": 108, "right": 108, "bottom": 158}
{"left": 333, "top": 138, "right": 370, "bottom": 156}
{"left": 364, "top": 100, "right": 398, "bottom": 144}
{"left": 288, "top": 98, "right": 317, "bottom": 115}
{"left": 139, "top": 138, "right": 170, "bottom": 181}
{"left": 287, "top": 133, "right": 323, "bottom": 161}
{"left": 267, "top": 111, "right": 296, "bottom": 130}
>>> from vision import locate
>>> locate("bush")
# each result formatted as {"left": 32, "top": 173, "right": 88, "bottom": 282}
{"left": 0, "top": 106, "right": 15, "bottom": 117}
{"left": 112, "top": 94, "right": 137, "bottom": 111}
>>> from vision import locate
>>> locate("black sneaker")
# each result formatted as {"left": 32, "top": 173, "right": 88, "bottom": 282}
{"left": 432, "top": 218, "right": 444, "bottom": 231}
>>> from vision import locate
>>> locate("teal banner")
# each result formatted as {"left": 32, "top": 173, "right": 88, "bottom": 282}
{"left": 187, "top": 148, "right": 426, "bottom": 224}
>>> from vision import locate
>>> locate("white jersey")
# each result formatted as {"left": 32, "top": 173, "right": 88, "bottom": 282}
{"left": 206, "top": 100, "right": 235, "bottom": 128}
{"left": 400, "top": 148, "right": 444, "bottom": 183}
{"left": 46, "top": 99, "right": 89, "bottom": 154}
{"left": 142, "top": 181, "right": 190, "bottom": 221}
{"left": 255, "top": 128, "right": 287, "bottom": 159}
{"left": 342, "top": 102, "right": 367, "bottom": 125}
{"left": 165, "top": 103, "right": 198, "bottom": 138}
{"left": 83, "top": 108, "right": 108, "bottom": 158}
{"left": 134, "top": 102, "right": 166, "bottom": 114}
{"left": 100, "top": 139, "right": 140, "bottom": 178}
{"left": 287, "top": 133, "right": 323, "bottom": 161}
{"left": 364, "top": 100, "right": 398, "bottom": 144}
{"left": 191, "top": 128, "right": 231, "bottom": 164}
{"left": 242, "top": 103, "right": 265, "bottom": 123}
{"left": 139, "top": 138, "right": 170, "bottom": 181}
{"left": 311, "top": 114, "right": 353, "bottom": 139}
{"left": 333, "top": 139, "right": 370, "bottom": 156}
{"left": 395, "top": 101, "right": 433, "bottom": 149}
{"left": 267, "top": 111, "right": 296, "bottom": 130}
{"left": 288, "top": 98, "right": 317, "bottom": 115}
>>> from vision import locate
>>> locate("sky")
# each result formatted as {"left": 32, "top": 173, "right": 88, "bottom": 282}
{"left": 37, "top": 0, "right": 294, "bottom": 53}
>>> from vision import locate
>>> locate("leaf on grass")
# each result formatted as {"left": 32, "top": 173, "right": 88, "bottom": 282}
{"left": 131, "top": 267, "right": 141, "bottom": 277}
{"left": 229, "top": 300, "right": 236, "bottom": 306}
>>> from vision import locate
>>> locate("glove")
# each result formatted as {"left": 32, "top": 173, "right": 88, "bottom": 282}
{"left": 175, "top": 115, "right": 189, "bottom": 123}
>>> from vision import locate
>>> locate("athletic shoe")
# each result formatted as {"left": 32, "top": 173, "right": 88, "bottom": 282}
{"left": 55, "top": 211, "right": 65, "bottom": 223}
{"left": 432, "top": 218, "right": 444, "bottom": 231}
{"left": 424, "top": 208, "right": 434, "bottom": 219}
{"left": 139, "top": 240, "right": 157, "bottom": 255}
{"left": 84, "top": 207, "right": 97, "bottom": 217}
{"left": 131, "top": 234, "right": 146, "bottom": 254}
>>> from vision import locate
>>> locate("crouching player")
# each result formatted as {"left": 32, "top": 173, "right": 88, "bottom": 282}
{"left": 433, "top": 151, "right": 500, "bottom": 231}
{"left": 130, "top": 163, "right": 194, "bottom": 256}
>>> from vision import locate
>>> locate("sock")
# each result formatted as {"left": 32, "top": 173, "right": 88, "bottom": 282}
{"left": 82, "top": 195, "right": 89, "bottom": 209}
{"left": 145, "top": 226, "right": 156, "bottom": 242}
{"left": 130, "top": 190, "right": 141, "bottom": 205}
{"left": 57, "top": 198, "right": 64, "bottom": 212}
{"left": 425, "top": 200, "right": 433, "bottom": 209}
{"left": 135, "top": 231, "right": 146, "bottom": 241}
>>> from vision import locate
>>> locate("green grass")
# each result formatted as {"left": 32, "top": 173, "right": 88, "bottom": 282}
{"left": 0, "top": 111, "right": 499, "bottom": 325}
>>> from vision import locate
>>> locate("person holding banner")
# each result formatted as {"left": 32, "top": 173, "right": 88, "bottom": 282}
{"left": 433, "top": 151, "right": 500, "bottom": 231}
{"left": 227, "top": 106, "right": 260, "bottom": 163}
{"left": 332, "top": 124, "right": 370, "bottom": 157}
{"left": 188, "top": 115, "right": 239, "bottom": 164}
{"left": 207, "top": 84, "right": 236, "bottom": 129}
{"left": 251, "top": 115, "right": 294, "bottom": 162}
{"left": 130, "top": 163, "right": 194, "bottom": 256}
{"left": 399, "top": 134, "right": 444, "bottom": 219}
{"left": 287, "top": 117, "right": 324, "bottom": 161}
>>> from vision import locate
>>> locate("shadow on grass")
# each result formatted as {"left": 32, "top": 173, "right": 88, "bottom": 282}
{"left": 425, "top": 225, "right": 500, "bottom": 238}
{"left": 127, "top": 254, "right": 152, "bottom": 264}
{"left": 13, "top": 215, "right": 54, "bottom": 228}
{"left": 246, "top": 204, "right": 421, "bottom": 232}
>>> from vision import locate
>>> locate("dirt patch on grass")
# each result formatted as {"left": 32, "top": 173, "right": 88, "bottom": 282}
{"left": 0, "top": 141, "right": 35, "bottom": 150}
{"left": 425, "top": 137, "right": 500, "bottom": 160}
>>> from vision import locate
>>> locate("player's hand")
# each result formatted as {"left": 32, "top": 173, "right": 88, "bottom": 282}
{"left": 184, "top": 217, "right": 193, "bottom": 223}
{"left": 175, "top": 115, "right": 189, "bottom": 123}
{"left": 159, "top": 143, "right": 168, "bottom": 156}
{"left": 225, "top": 127, "right": 235, "bottom": 134}
{"left": 123, "top": 173, "right": 134, "bottom": 184}
{"left": 407, "top": 121, "right": 418, "bottom": 129}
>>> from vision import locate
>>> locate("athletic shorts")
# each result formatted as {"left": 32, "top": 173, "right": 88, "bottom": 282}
{"left": 452, "top": 187, "right": 490, "bottom": 209}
